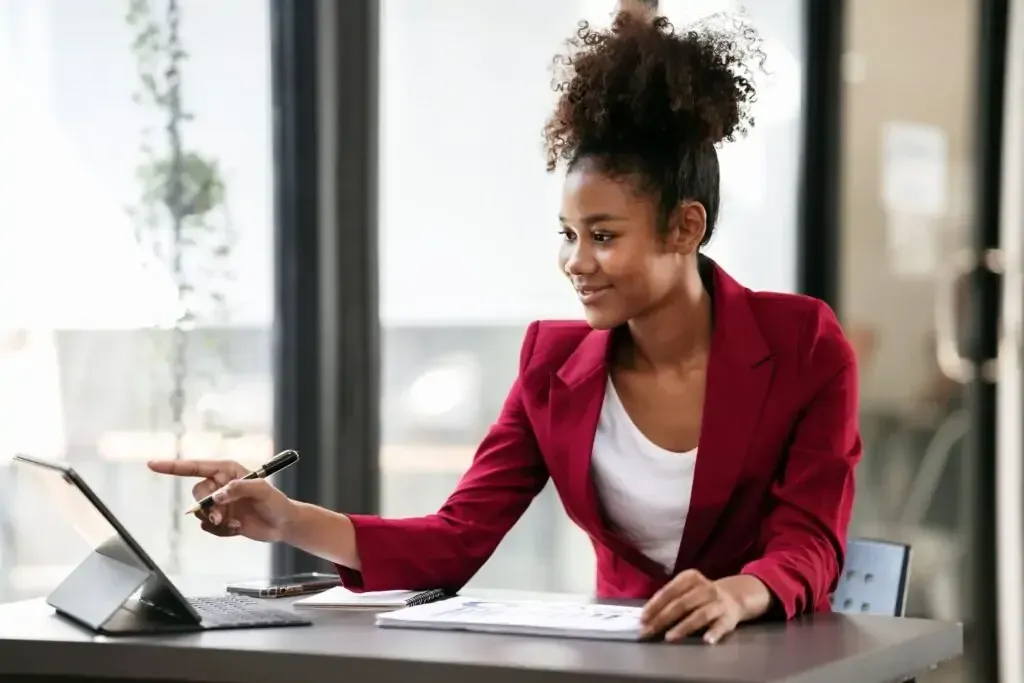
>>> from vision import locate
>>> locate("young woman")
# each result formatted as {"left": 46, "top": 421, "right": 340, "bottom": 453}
{"left": 150, "top": 9, "right": 859, "bottom": 645}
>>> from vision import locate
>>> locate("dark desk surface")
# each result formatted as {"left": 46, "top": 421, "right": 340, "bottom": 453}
{"left": 0, "top": 588, "right": 962, "bottom": 683}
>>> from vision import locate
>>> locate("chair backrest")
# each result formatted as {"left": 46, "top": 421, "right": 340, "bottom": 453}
{"left": 830, "top": 537, "right": 912, "bottom": 617}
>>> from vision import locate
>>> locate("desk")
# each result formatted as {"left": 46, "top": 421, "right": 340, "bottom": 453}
{"left": 0, "top": 589, "right": 962, "bottom": 683}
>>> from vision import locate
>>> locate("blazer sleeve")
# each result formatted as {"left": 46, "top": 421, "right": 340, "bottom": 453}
{"left": 335, "top": 322, "right": 550, "bottom": 592}
{"left": 740, "top": 302, "right": 861, "bottom": 619}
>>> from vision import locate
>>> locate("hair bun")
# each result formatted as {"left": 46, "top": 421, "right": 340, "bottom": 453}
{"left": 545, "top": 10, "right": 764, "bottom": 171}
{"left": 615, "top": 0, "right": 658, "bottom": 24}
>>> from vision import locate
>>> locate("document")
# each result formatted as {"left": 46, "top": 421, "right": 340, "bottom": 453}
{"left": 375, "top": 596, "right": 644, "bottom": 641}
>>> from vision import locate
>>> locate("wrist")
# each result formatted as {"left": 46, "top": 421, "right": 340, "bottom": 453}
{"left": 277, "top": 498, "right": 309, "bottom": 545}
{"left": 276, "top": 500, "right": 359, "bottom": 568}
{"left": 715, "top": 575, "right": 772, "bottom": 622}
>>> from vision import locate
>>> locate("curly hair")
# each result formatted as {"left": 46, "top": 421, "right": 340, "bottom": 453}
{"left": 544, "top": 11, "right": 764, "bottom": 245}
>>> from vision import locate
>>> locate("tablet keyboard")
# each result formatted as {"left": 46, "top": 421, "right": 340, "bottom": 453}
{"left": 190, "top": 594, "right": 311, "bottom": 629}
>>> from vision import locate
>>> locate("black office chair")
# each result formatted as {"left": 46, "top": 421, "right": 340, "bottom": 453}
{"left": 831, "top": 537, "right": 912, "bottom": 617}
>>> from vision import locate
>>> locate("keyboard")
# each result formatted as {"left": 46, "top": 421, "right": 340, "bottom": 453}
{"left": 189, "top": 594, "right": 311, "bottom": 629}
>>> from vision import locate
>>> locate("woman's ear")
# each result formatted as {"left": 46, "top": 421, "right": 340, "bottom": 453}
{"left": 667, "top": 201, "right": 707, "bottom": 254}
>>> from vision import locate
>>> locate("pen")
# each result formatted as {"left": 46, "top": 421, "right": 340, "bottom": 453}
{"left": 184, "top": 449, "right": 300, "bottom": 516}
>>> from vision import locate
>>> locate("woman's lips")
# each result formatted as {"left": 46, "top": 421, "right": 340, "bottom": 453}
{"left": 575, "top": 285, "right": 611, "bottom": 305}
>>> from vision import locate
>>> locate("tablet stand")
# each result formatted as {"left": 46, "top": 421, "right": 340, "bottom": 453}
{"left": 47, "top": 549, "right": 202, "bottom": 635}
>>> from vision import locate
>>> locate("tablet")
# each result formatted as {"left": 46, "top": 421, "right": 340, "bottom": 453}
{"left": 11, "top": 453, "right": 311, "bottom": 633}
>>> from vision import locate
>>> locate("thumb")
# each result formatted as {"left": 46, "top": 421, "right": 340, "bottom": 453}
{"left": 214, "top": 478, "right": 270, "bottom": 505}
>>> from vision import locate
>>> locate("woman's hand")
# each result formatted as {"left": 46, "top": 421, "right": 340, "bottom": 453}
{"left": 640, "top": 571, "right": 772, "bottom": 644}
{"left": 147, "top": 459, "right": 297, "bottom": 543}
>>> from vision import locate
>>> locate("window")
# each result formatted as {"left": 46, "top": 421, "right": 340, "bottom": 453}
{"left": 378, "top": 0, "right": 805, "bottom": 592}
{"left": 839, "top": 0, "right": 977, "bottom": 621}
{"left": 0, "top": 0, "right": 275, "bottom": 602}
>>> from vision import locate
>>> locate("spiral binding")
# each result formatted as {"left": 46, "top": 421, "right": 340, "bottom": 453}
{"left": 406, "top": 588, "right": 452, "bottom": 606}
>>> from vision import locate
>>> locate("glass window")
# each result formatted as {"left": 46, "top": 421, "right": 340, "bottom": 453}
{"left": 839, "top": 0, "right": 976, "bottom": 625}
{"left": 378, "top": 0, "right": 805, "bottom": 592}
{"left": 0, "top": 0, "right": 275, "bottom": 602}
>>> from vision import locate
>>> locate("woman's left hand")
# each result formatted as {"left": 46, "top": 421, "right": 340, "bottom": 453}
{"left": 640, "top": 570, "right": 772, "bottom": 644}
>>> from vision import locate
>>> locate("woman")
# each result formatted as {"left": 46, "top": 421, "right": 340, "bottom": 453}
{"left": 149, "top": 10, "right": 859, "bottom": 644}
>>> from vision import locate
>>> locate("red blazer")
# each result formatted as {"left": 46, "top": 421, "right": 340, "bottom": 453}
{"left": 339, "top": 260, "right": 861, "bottom": 620}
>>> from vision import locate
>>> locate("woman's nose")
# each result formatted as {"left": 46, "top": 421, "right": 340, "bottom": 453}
{"left": 562, "top": 242, "right": 596, "bottom": 275}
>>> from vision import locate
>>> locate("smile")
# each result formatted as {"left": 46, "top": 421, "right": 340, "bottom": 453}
{"left": 575, "top": 285, "right": 611, "bottom": 305}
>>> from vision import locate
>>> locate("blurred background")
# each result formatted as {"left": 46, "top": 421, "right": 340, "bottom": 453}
{"left": 1, "top": 1, "right": 1021, "bottom": 681}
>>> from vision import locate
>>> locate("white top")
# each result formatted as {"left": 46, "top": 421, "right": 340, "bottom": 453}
{"left": 590, "top": 378, "right": 698, "bottom": 572}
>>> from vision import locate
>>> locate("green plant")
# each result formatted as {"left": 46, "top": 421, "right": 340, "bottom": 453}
{"left": 126, "top": 0, "right": 237, "bottom": 571}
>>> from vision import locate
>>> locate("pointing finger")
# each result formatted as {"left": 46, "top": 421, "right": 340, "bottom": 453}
{"left": 148, "top": 459, "right": 247, "bottom": 480}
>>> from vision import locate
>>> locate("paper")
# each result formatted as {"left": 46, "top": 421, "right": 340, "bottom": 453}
{"left": 293, "top": 587, "right": 424, "bottom": 608}
{"left": 378, "top": 597, "right": 642, "bottom": 634}
{"left": 881, "top": 121, "right": 950, "bottom": 217}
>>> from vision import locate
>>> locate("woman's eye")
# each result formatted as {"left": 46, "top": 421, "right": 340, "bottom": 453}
{"left": 559, "top": 228, "right": 576, "bottom": 241}
{"left": 593, "top": 232, "right": 614, "bottom": 243}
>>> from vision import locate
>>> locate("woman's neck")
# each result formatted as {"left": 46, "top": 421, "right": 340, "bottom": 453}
{"left": 623, "top": 276, "right": 712, "bottom": 374}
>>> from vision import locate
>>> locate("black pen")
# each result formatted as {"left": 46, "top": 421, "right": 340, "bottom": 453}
{"left": 184, "top": 449, "right": 300, "bottom": 515}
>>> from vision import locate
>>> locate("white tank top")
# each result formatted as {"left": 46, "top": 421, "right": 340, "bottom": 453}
{"left": 590, "top": 377, "right": 698, "bottom": 573}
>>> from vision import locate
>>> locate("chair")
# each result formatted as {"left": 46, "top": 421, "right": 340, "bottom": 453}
{"left": 831, "top": 539, "right": 921, "bottom": 683}
{"left": 831, "top": 537, "right": 912, "bottom": 617}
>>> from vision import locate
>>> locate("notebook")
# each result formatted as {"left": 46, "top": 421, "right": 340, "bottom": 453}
{"left": 375, "top": 596, "right": 644, "bottom": 641}
{"left": 292, "top": 586, "right": 451, "bottom": 610}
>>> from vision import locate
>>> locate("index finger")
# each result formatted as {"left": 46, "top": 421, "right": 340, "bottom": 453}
{"left": 643, "top": 570, "right": 702, "bottom": 622}
{"left": 147, "top": 459, "right": 240, "bottom": 479}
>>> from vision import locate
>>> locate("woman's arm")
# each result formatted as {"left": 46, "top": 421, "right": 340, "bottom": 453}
{"left": 739, "top": 302, "right": 861, "bottom": 619}
{"left": 278, "top": 502, "right": 361, "bottom": 568}
{"left": 149, "top": 322, "right": 547, "bottom": 591}
{"left": 318, "top": 323, "right": 550, "bottom": 593}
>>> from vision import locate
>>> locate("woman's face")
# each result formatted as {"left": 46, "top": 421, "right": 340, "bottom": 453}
{"left": 558, "top": 163, "right": 704, "bottom": 329}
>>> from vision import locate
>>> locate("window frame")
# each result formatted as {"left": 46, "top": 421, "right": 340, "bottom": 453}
{"left": 271, "top": 0, "right": 381, "bottom": 576}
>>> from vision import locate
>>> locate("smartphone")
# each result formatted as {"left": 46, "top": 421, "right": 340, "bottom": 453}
{"left": 225, "top": 572, "right": 341, "bottom": 598}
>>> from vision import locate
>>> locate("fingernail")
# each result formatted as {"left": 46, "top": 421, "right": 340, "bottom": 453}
{"left": 213, "top": 491, "right": 227, "bottom": 504}
{"left": 210, "top": 511, "right": 221, "bottom": 525}
{"left": 704, "top": 635, "right": 717, "bottom": 645}
{"left": 228, "top": 520, "right": 241, "bottom": 530}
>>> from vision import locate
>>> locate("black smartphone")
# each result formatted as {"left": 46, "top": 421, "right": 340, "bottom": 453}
{"left": 225, "top": 572, "right": 341, "bottom": 598}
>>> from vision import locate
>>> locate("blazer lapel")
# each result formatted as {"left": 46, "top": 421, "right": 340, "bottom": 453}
{"left": 549, "top": 330, "right": 610, "bottom": 531}
{"left": 674, "top": 260, "right": 773, "bottom": 571}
